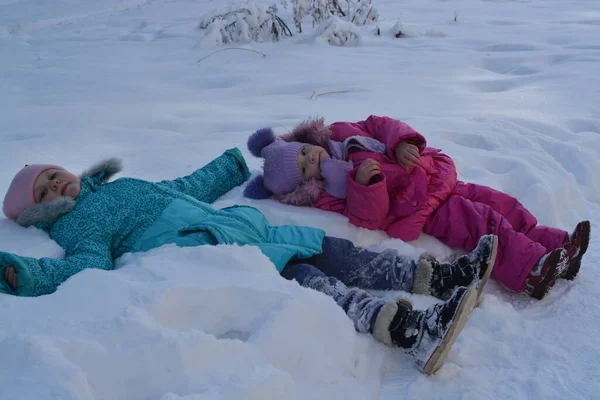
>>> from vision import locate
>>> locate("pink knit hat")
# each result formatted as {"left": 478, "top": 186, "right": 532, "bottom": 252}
{"left": 3, "top": 164, "right": 61, "bottom": 220}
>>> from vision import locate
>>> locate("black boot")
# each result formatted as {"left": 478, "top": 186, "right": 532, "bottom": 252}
{"left": 390, "top": 287, "right": 478, "bottom": 374}
{"left": 413, "top": 235, "right": 498, "bottom": 300}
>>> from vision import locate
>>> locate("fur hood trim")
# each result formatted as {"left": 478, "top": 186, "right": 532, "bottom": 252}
{"left": 279, "top": 117, "right": 333, "bottom": 148}
{"left": 272, "top": 178, "right": 324, "bottom": 206}
{"left": 15, "top": 157, "right": 123, "bottom": 227}
{"left": 80, "top": 157, "right": 123, "bottom": 182}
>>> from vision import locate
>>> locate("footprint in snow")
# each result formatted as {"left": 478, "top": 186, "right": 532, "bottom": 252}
{"left": 145, "top": 286, "right": 286, "bottom": 340}
{"left": 480, "top": 57, "right": 540, "bottom": 76}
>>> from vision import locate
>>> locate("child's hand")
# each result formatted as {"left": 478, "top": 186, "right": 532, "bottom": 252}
{"left": 4, "top": 266, "right": 17, "bottom": 290}
{"left": 395, "top": 141, "right": 420, "bottom": 171}
{"left": 356, "top": 159, "right": 381, "bottom": 185}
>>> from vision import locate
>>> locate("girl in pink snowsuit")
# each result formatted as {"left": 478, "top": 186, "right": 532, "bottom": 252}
{"left": 244, "top": 115, "right": 591, "bottom": 300}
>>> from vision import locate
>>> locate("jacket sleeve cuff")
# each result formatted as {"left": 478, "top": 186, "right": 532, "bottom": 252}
{"left": 0, "top": 252, "right": 36, "bottom": 297}
{"left": 345, "top": 173, "right": 389, "bottom": 223}
{"left": 224, "top": 147, "right": 251, "bottom": 182}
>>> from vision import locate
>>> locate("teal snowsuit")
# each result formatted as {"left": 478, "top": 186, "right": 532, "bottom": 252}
{"left": 0, "top": 149, "right": 324, "bottom": 297}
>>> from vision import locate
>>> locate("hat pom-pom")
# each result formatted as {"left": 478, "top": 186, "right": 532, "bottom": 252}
{"left": 243, "top": 175, "right": 272, "bottom": 199}
{"left": 248, "top": 128, "right": 276, "bottom": 157}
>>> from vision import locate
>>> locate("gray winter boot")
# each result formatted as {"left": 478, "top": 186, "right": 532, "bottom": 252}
{"left": 390, "top": 287, "right": 478, "bottom": 374}
{"left": 412, "top": 235, "right": 498, "bottom": 301}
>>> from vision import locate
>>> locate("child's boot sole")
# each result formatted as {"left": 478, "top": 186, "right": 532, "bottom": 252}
{"left": 422, "top": 288, "right": 477, "bottom": 375}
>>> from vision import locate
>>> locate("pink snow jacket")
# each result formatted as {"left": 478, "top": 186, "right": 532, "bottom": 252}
{"left": 313, "top": 115, "right": 458, "bottom": 241}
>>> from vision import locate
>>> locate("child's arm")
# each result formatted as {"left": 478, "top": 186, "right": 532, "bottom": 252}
{"left": 156, "top": 148, "right": 251, "bottom": 203}
{"left": 331, "top": 115, "right": 427, "bottom": 161}
{"left": 314, "top": 169, "right": 390, "bottom": 230}
{"left": 0, "top": 238, "right": 113, "bottom": 297}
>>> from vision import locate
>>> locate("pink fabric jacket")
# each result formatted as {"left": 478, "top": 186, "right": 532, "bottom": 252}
{"left": 313, "top": 115, "right": 458, "bottom": 241}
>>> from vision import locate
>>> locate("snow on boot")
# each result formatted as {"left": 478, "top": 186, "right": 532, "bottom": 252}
{"left": 372, "top": 298, "right": 413, "bottom": 347}
{"left": 413, "top": 235, "right": 498, "bottom": 301}
{"left": 562, "top": 220, "right": 590, "bottom": 280}
{"left": 389, "top": 287, "right": 477, "bottom": 375}
{"left": 524, "top": 248, "right": 569, "bottom": 300}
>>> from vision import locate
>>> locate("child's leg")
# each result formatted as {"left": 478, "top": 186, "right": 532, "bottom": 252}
{"left": 280, "top": 263, "right": 402, "bottom": 338}
{"left": 297, "top": 236, "right": 418, "bottom": 292}
{"left": 281, "top": 263, "right": 478, "bottom": 375}
{"left": 455, "top": 182, "right": 567, "bottom": 251}
{"left": 526, "top": 226, "right": 568, "bottom": 251}
{"left": 300, "top": 236, "right": 495, "bottom": 301}
{"left": 423, "top": 195, "right": 546, "bottom": 292}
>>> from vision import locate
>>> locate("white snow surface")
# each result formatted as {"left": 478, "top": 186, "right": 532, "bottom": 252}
{"left": 1, "top": 0, "right": 599, "bottom": 399}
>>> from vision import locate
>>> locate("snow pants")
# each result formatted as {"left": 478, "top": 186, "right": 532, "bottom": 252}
{"left": 280, "top": 236, "right": 417, "bottom": 334}
{"left": 423, "top": 182, "right": 567, "bottom": 292}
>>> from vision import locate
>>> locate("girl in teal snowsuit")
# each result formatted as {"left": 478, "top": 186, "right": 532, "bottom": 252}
{"left": 0, "top": 148, "right": 495, "bottom": 374}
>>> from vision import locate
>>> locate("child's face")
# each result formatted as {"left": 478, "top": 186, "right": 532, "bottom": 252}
{"left": 34, "top": 168, "right": 81, "bottom": 204}
{"left": 297, "top": 145, "right": 330, "bottom": 180}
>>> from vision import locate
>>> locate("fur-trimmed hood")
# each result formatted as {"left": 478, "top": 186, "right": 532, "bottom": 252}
{"left": 279, "top": 117, "right": 333, "bottom": 148}
{"left": 16, "top": 158, "right": 123, "bottom": 227}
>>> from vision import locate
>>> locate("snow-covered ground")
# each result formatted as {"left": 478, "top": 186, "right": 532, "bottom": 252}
{"left": 1, "top": 0, "right": 599, "bottom": 399}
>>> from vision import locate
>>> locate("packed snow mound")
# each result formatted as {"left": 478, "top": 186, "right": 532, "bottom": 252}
{"left": 0, "top": 244, "right": 388, "bottom": 400}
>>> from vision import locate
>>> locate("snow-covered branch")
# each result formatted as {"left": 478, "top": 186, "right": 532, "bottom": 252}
{"left": 199, "top": 3, "right": 292, "bottom": 46}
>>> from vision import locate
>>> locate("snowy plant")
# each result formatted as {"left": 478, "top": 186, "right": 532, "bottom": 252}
{"left": 199, "top": 3, "right": 292, "bottom": 45}
{"left": 284, "top": 0, "right": 378, "bottom": 33}
{"left": 291, "top": 0, "right": 312, "bottom": 33}
{"left": 287, "top": 0, "right": 343, "bottom": 32}
{"left": 319, "top": 17, "right": 361, "bottom": 46}
{"left": 391, "top": 20, "right": 404, "bottom": 38}
{"left": 346, "top": 0, "right": 379, "bottom": 26}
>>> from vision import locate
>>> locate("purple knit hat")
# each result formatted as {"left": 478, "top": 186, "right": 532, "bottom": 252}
{"left": 3, "top": 164, "right": 61, "bottom": 220}
{"left": 245, "top": 128, "right": 304, "bottom": 196}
